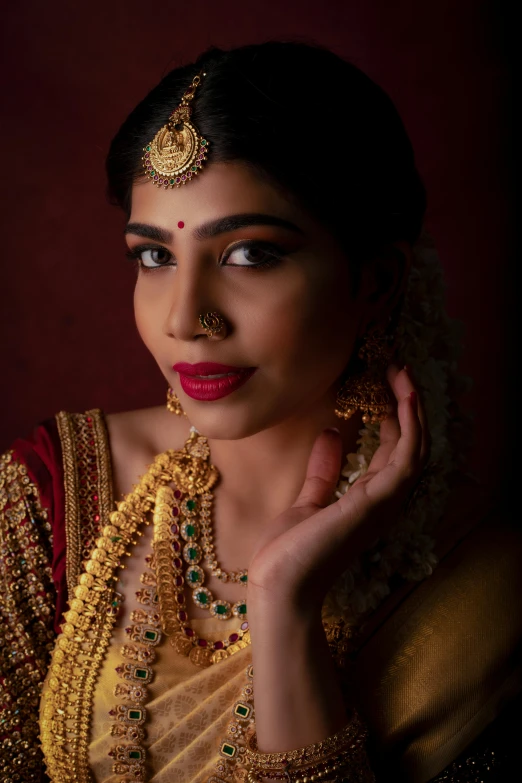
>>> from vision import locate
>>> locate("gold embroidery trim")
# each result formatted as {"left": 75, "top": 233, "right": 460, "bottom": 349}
{"left": 56, "top": 409, "right": 114, "bottom": 601}
{"left": 1, "top": 450, "right": 55, "bottom": 781}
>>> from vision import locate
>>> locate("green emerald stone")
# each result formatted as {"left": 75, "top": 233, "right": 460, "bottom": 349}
{"left": 221, "top": 743, "right": 235, "bottom": 757}
{"left": 234, "top": 704, "right": 250, "bottom": 718}
{"left": 169, "top": 178, "right": 175, "bottom": 184}
{"left": 201, "top": 140, "right": 207, "bottom": 145}
{"left": 146, "top": 145, "right": 151, "bottom": 151}
{"left": 111, "top": 600, "right": 119, "bottom": 607}
{"left": 129, "top": 709, "right": 142, "bottom": 720}
{"left": 196, "top": 592, "right": 208, "bottom": 605}
{"left": 191, "top": 166, "right": 197, "bottom": 171}
{"left": 188, "top": 547, "right": 198, "bottom": 561}
{"left": 111, "top": 536, "right": 122, "bottom": 542}
{"left": 150, "top": 170, "right": 155, "bottom": 176}
{"left": 188, "top": 570, "right": 200, "bottom": 583}
{"left": 240, "top": 574, "right": 248, "bottom": 583}
{"left": 129, "top": 750, "right": 142, "bottom": 759}
{"left": 237, "top": 604, "right": 247, "bottom": 615}
{"left": 186, "top": 499, "right": 197, "bottom": 511}
{"left": 215, "top": 605, "right": 227, "bottom": 615}
{"left": 144, "top": 630, "right": 158, "bottom": 642}
{"left": 135, "top": 668, "right": 148, "bottom": 679}
{"left": 185, "top": 524, "right": 195, "bottom": 537}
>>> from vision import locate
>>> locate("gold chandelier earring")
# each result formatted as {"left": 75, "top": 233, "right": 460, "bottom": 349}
{"left": 167, "top": 388, "right": 186, "bottom": 416}
{"left": 335, "top": 328, "right": 394, "bottom": 424}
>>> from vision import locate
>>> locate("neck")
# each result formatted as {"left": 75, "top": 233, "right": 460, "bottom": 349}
{"left": 206, "top": 404, "right": 362, "bottom": 524}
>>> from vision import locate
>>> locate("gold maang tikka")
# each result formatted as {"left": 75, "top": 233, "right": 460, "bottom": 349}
{"left": 143, "top": 72, "right": 209, "bottom": 189}
{"left": 335, "top": 329, "right": 393, "bottom": 424}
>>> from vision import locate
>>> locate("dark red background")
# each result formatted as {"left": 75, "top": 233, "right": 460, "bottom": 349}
{"left": 0, "top": 1, "right": 514, "bottom": 490}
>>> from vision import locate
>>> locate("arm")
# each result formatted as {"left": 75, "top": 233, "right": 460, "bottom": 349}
{"left": 249, "top": 598, "right": 347, "bottom": 752}
{"left": 246, "top": 367, "right": 425, "bottom": 778}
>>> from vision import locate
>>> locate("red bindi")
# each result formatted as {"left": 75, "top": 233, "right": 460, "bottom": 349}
{"left": 177, "top": 221, "right": 185, "bottom": 229}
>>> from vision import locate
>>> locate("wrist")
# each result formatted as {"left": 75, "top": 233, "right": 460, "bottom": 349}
{"left": 247, "top": 587, "right": 323, "bottom": 632}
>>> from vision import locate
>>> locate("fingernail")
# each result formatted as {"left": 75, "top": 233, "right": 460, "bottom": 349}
{"left": 325, "top": 427, "right": 340, "bottom": 434}
{"left": 404, "top": 364, "right": 411, "bottom": 374}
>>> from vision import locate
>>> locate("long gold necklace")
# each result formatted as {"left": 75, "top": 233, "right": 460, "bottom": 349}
{"left": 108, "top": 430, "right": 252, "bottom": 780}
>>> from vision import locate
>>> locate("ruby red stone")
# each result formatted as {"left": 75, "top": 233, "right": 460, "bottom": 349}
{"left": 173, "top": 558, "right": 182, "bottom": 569}
{"left": 184, "top": 628, "right": 194, "bottom": 637}
{"left": 178, "top": 611, "right": 187, "bottom": 621}
{"left": 115, "top": 666, "right": 123, "bottom": 673}
{"left": 172, "top": 541, "right": 180, "bottom": 552}
{"left": 173, "top": 507, "right": 179, "bottom": 516}
{"left": 109, "top": 709, "right": 116, "bottom": 715}
{"left": 229, "top": 633, "right": 239, "bottom": 643}
{"left": 174, "top": 490, "right": 181, "bottom": 499}
{"left": 86, "top": 417, "right": 92, "bottom": 423}
{"left": 94, "top": 515, "right": 100, "bottom": 522}
{"left": 175, "top": 576, "right": 183, "bottom": 586}
{"left": 214, "top": 641, "right": 224, "bottom": 650}
{"left": 241, "top": 622, "right": 249, "bottom": 630}
{"left": 170, "top": 524, "right": 179, "bottom": 534}
{"left": 197, "top": 639, "right": 208, "bottom": 647}
{"left": 176, "top": 594, "right": 185, "bottom": 604}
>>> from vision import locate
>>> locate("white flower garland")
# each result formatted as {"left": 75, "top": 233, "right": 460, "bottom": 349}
{"left": 322, "top": 230, "right": 470, "bottom": 627}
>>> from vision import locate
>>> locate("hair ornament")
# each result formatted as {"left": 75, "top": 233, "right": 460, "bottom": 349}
{"left": 142, "top": 72, "right": 209, "bottom": 189}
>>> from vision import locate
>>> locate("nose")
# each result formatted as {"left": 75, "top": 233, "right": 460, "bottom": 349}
{"left": 162, "top": 261, "right": 227, "bottom": 342}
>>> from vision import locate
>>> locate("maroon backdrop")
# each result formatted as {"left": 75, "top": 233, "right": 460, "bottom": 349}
{"left": 0, "top": 0, "right": 514, "bottom": 490}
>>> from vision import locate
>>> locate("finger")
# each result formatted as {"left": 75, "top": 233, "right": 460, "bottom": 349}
{"left": 388, "top": 364, "right": 430, "bottom": 464}
{"left": 390, "top": 390, "right": 423, "bottom": 479}
{"left": 366, "top": 412, "right": 400, "bottom": 473}
{"left": 293, "top": 428, "right": 343, "bottom": 510}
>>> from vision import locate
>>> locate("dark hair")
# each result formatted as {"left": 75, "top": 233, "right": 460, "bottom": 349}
{"left": 106, "top": 41, "right": 426, "bottom": 262}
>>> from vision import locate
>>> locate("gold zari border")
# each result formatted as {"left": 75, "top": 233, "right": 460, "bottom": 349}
{"left": 56, "top": 409, "right": 114, "bottom": 600}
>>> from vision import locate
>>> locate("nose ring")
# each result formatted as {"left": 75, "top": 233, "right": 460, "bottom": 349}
{"left": 199, "top": 311, "right": 226, "bottom": 338}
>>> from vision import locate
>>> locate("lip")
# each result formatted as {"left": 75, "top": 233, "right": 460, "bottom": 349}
{"left": 173, "top": 362, "right": 252, "bottom": 376}
{"left": 172, "top": 362, "right": 257, "bottom": 401}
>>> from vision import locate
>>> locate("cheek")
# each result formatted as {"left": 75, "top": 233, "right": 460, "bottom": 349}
{"left": 246, "top": 267, "right": 358, "bottom": 373}
{"left": 133, "top": 279, "right": 159, "bottom": 352}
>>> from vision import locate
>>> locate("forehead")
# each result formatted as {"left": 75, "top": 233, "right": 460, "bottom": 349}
{"left": 129, "top": 161, "right": 304, "bottom": 227}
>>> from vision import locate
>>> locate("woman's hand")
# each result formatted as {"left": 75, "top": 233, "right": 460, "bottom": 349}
{"left": 247, "top": 365, "right": 429, "bottom": 615}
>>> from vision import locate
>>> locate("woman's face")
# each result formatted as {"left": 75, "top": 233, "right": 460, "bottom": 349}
{"left": 127, "top": 161, "right": 372, "bottom": 440}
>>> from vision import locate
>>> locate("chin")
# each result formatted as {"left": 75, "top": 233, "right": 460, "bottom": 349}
{"left": 180, "top": 398, "right": 294, "bottom": 441}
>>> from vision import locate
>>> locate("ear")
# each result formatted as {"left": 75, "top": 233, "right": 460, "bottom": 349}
{"left": 357, "top": 241, "right": 412, "bottom": 334}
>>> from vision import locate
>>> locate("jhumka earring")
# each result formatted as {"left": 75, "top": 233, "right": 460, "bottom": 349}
{"left": 199, "top": 311, "right": 226, "bottom": 338}
{"left": 167, "top": 388, "right": 186, "bottom": 416}
{"left": 335, "top": 329, "right": 393, "bottom": 424}
{"left": 142, "top": 71, "right": 209, "bottom": 189}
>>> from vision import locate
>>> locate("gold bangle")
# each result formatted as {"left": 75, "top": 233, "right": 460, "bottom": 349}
{"left": 245, "top": 711, "right": 367, "bottom": 770}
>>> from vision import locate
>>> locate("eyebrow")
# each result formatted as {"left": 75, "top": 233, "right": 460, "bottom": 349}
{"left": 124, "top": 213, "right": 304, "bottom": 243}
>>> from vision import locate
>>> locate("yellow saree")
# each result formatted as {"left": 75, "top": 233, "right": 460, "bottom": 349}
{"left": 1, "top": 409, "right": 520, "bottom": 782}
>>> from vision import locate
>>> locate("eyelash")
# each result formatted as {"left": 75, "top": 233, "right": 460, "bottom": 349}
{"left": 125, "top": 240, "right": 284, "bottom": 273}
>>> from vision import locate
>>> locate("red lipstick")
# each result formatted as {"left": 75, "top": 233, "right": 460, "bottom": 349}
{"left": 172, "top": 362, "right": 257, "bottom": 401}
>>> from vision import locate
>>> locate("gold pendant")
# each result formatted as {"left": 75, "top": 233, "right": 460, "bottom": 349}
{"left": 189, "top": 645, "right": 214, "bottom": 668}
{"left": 171, "top": 631, "right": 194, "bottom": 656}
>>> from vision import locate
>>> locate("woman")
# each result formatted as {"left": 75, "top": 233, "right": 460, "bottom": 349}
{"left": 1, "top": 42, "right": 520, "bottom": 783}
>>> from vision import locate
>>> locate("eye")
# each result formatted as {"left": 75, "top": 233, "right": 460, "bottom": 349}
{"left": 222, "top": 240, "right": 284, "bottom": 269}
{"left": 125, "top": 245, "right": 173, "bottom": 269}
